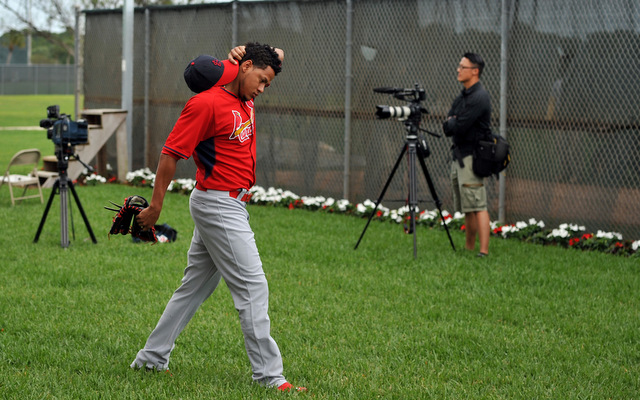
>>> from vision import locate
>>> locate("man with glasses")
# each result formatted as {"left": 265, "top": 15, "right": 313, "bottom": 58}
{"left": 443, "top": 52, "right": 492, "bottom": 257}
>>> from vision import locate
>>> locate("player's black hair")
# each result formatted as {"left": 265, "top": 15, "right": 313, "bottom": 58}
{"left": 463, "top": 52, "right": 485, "bottom": 77}
{"left": 241, "top": 42, "right": 282, "bottom": 75}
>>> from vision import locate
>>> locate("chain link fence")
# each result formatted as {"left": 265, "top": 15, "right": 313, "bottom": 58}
{"left": 81, "top": 0, "right": 640, "bottom": 239}
{"left": 0, "top": 64, "right": 75, "bottom": 95}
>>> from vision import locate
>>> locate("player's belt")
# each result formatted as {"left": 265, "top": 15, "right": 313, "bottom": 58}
{"left": 229, "top": 188, "right": 252, "bottom": 202}
{"left": 196, "top": 186, "right": 253, "bottom": 203}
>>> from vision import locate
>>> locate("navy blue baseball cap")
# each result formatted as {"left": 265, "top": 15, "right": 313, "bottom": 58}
{"left": 184, "top": 55, "right": 237, "bottom": 93}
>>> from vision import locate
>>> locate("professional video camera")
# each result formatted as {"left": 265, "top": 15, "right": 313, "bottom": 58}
{"left": 355, "top": 83, "right": 455, "bottom": 257}
{"left": 374, "top": 84, "right": 429, "bottom": 121}
{"left": 39, "top": 105, "right": 88, "bottom": 147}
{"left": 34, "top": 105, "right": 97, "bottom": 248}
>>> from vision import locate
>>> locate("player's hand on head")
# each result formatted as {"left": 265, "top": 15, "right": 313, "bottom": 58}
{"left": 228, "top": 46, "right": 246, "bottom": 65}
{"left": 274, "top": 48, "right": 284, "bottom": 63}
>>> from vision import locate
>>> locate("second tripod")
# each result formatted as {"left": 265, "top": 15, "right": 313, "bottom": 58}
{"left": 33, "top": 144, "right": 97, "bottom": 248}
{"left": 355, "top": 84, "right": 456, "bottom": 258}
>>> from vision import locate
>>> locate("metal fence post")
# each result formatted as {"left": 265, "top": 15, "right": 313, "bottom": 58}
{"left": 75, "top": 6, "right": 81, "bottom": 120}
{"left": 343, "top": 0, "right": 353, "bottom": 200}
{"left": 498, "top": 0, "right": 509, "bottom": 224}
{"left": 232, "top": 1, "right": 238, "bottom": 47}
{"left": 122, "top": 0, "right": 134, "bottom": 173}
{"left": 144, "top": 8, "right": 150, "bottom": 168}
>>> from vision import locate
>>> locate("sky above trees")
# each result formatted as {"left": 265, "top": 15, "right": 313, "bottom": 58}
{"left": 0, "top": 0, "right": 235, "bottom": 35}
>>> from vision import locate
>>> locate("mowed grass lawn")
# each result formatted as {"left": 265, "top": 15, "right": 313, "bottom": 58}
{"left": 0, "top": 183, "right": 638, "bottom": 399}
{"left": 1, "top": 96, "right": 639, "bottom": 398}
{"left": 0, "top": 95, "right": 75, "bottom": 175}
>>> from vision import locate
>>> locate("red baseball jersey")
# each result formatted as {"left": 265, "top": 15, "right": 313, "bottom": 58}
{"left": 162, "top": 86, "right": 256, "bottom": 192}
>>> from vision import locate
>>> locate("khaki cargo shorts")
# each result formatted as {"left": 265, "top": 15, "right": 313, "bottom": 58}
{"left": 451, "top": 155, "right": 487, "bottom": 213}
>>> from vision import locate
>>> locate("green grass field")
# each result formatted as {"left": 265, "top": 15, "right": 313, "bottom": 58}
{"left": 0, "top": 96, "right": 639, "bottom": 398}
{"left": 0, "top": 95, "right": 77, "bottom": 127}
{"left": 0, "top": 95, "right": 76, "bottom": 175}
{"left": 0, "top": 182, "right": 639, "bottom": 399}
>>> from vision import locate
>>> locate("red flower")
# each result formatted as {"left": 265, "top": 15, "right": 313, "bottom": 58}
{"left": 460, "top": 224, "right": 466, "bottom": 231}
{"left": 582, "top": 233, "right": 593, "bottom": 240}
{"left": 569, "top": 238, "right": 580, "bottom": 247}
{"left": 108, "top": 176, "right": 117, "bottom": 183}
{"left": 376, "top": 210, "right": 383, "bottom": 217}
{"left": 288, "top": 203, "right": 294, "bottom": 210}
{"left": 493, "top": 226, "right": 503, "bottom": 234}
{"left": 615, "top": 242, "right": 624, "bottom": 248}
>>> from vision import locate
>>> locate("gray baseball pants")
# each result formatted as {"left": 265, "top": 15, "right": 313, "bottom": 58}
{"left": 131, "top": 188, "right": 286, "bottom": 387}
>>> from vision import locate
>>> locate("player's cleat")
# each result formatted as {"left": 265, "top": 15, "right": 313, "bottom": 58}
{"left": 277, "top": 382, "right": 307, "bottom": 392}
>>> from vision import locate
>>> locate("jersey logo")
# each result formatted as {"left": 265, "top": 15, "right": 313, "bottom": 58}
{"left": 229, "top": 109, "right": 253, "bottom": 143}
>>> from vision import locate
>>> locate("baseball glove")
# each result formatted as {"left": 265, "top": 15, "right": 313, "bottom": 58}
{"left": 105, "top": 195, "right": 157, "bottom": 243}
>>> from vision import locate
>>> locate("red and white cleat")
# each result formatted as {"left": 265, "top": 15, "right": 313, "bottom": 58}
{"left": 277, "top": 382, "right": 307, "bottom": 393}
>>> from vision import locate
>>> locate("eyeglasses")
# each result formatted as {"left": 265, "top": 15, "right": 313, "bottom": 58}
{"left": 457, "top": 65, "right": 478, "bottom": 70}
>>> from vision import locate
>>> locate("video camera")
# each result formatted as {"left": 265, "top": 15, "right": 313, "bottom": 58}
{"left": 374, "top": 84, "right": 428, "bottom": 121}
{"left": 39, "top": 105, "right": 88, "bottom": 147}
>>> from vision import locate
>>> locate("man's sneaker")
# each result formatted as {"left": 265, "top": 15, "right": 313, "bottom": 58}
{"left": 277, "top": 382, "right": 307, "bottom": 392}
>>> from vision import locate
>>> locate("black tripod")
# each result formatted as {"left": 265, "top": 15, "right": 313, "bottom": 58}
{"left": 355, "top": 88, "right": 455, "bottom": 258}
{"left": 34, "top": 144, "right": 97, "bottom": 248}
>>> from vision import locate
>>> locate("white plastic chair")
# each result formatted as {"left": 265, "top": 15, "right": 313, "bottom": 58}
{"left": 0, "top": 149, "right": 44, "bottom": 206}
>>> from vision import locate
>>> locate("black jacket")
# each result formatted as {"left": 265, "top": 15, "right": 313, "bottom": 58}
{"left": 442, "top": 81, "right": 492, "bottom": 161}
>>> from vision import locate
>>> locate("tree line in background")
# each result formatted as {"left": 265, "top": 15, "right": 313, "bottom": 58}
{"left": 0, "top": 29, "right": 73, "bottom": 64}
{"left": 0, "top": 0, "right": 208, "bottom": 64}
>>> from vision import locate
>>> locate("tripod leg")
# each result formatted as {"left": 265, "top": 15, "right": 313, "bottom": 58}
{"left": 69, "top": 187, "right": 76, "bottom": 241}
{"left": 60, "top": 180, "right": 69, "bottom": 248}
{"left": 68, "top": 181, "right": 98, "bottom": 244}
{"left": 354, "top": 144, "right": 407, "bottom": 250}
{"left": 34, "top": 179, "right": 59, "bottom": 243}
{"left": 417, "top": 152, "right": 456, "bottom": 252}
{"left": 406, "top": 142, "right": 419, "bottom": 258}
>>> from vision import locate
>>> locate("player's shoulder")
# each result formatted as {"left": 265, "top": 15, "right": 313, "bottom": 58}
{"left": 186, "top": 87, "right": 224, "bottom": 106}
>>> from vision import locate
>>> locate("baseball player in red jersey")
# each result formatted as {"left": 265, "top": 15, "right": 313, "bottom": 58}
{"left": 130, "top": 43, "right": 305, "bottom": 392}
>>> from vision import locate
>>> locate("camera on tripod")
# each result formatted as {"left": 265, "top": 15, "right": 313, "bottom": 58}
{"left": 34, "top": 105, "right": 97, "bottom": 248}
{"left": 374, "top": 84, "right": 428, "bottom": 121}
{"left": 39, "top": 105, "right": 89, "bottom": 147}
{"left": 355, "top": 84, "right": 455, "bottom": 257}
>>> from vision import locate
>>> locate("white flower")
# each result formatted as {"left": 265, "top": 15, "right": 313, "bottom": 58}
{"left": 85, "top": 173, "right": 106, "bottom": 183}
{"left": 420, "top": 210, "right": 438, "bottom": 221}
{"left": 548, "top": 228, "right": 569, "bottom": 238}
{"left": 301, "top": 196, "right": 323, "bottom": 206}
{"left": 281, "top": 190, "right": 299, "bottom": 200}
{"left": 389, "top": 209, "right": 403, "bottom": 223}
{"left": 632, "top": 240, "right": 640, "bottom": 251}
{"left": 596, "top": 230, "right": 622, "bottom": 240}
{"left": 516, "top": 221, "right": 528, "bottom": 229}
{"left": 363, "top": 199, "right": 377, "bottom": 209}
{"left": 501, "top": 225, "right": 523, "bottom": 238}
{"left": 397, "top": 205, "right": 410, "bottom": 216}
{"left": 336, "top": 199, "right": 350, "bottom": 211}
